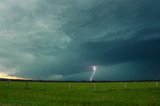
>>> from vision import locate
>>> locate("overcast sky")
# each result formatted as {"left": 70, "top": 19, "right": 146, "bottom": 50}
{"left": 0, "top": 0, "right": 160, "bottom": 81}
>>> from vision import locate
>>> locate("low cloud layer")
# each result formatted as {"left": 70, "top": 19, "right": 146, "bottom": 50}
{"left": 0, "top": 0, "right": 160, "bottom": 80}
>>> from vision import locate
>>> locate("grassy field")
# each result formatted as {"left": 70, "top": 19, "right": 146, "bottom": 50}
{"left": 0, "top": 81, "right": 160, "bottom": 106}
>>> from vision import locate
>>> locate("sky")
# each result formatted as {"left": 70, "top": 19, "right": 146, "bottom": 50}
{"left": 0, "top": 0, "right": 160, "bottom": 81}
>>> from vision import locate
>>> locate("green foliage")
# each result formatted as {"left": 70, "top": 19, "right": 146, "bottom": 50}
{"left": 0, "top": 81, "right": 160, "bottom": 106}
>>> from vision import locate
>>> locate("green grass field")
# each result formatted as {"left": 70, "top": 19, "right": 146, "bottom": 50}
{"left": 0, "top": 81, "right": 160, "bottom": 106}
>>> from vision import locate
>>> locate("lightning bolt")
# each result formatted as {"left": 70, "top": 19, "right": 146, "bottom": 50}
{"left": 90, "top": 66, "right": 97, "bottom": 81}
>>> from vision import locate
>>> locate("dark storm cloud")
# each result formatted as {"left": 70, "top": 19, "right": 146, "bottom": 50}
{"left": 0, "top": 0, "right": 160, "bottom": 80}
{"left": 80, "top": 38, "right": 160, "bottom": 65}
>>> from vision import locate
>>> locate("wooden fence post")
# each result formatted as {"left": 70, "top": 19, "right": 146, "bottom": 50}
{"left": 124, "top": 83, "right": 127, "bottom": 88}
{"left": 69, "top": 83, "right": 72, "bottom": 91}
{"left": 156, "top": 82, "right": 158, "bottom": 88}
{"left": 25, "top": 82, "right": 28, "bottom": 89}
{"left": 43, "top": 82, "right": 46, "bottom": 90}
{"left": 94, "top": 83, "right": 96, "bottom": 91}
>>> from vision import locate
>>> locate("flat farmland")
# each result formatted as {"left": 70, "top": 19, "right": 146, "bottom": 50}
{"left": 0, "top": 81, "right": 160, "bottom": 106}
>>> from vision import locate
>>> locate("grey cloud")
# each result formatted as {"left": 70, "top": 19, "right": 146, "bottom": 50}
{"left": 0, "top": 0, "right": 160, "bottom": 80}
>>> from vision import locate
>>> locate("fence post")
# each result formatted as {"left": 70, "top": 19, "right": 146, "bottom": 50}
{"left": 69, "top": 83, "right": 72, "bottom": 91}
{"left": 124, "top": 83, "right": 127, "bottom": 88}
{"left": 43, "top": 82, "right": 46, "bottom": 90}
{"left": 94, "top": 83, "right": 96, "bottom": 91}
{"left": 156, "top": 82, "right": 158, "bottom": 88}
{"left": 25, "top": 82, "right": 28, "bottom": 89}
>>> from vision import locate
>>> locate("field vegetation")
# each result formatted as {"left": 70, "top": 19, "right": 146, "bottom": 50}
{"left": 0, "top": 81, "right": 160, "bottom": 106}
